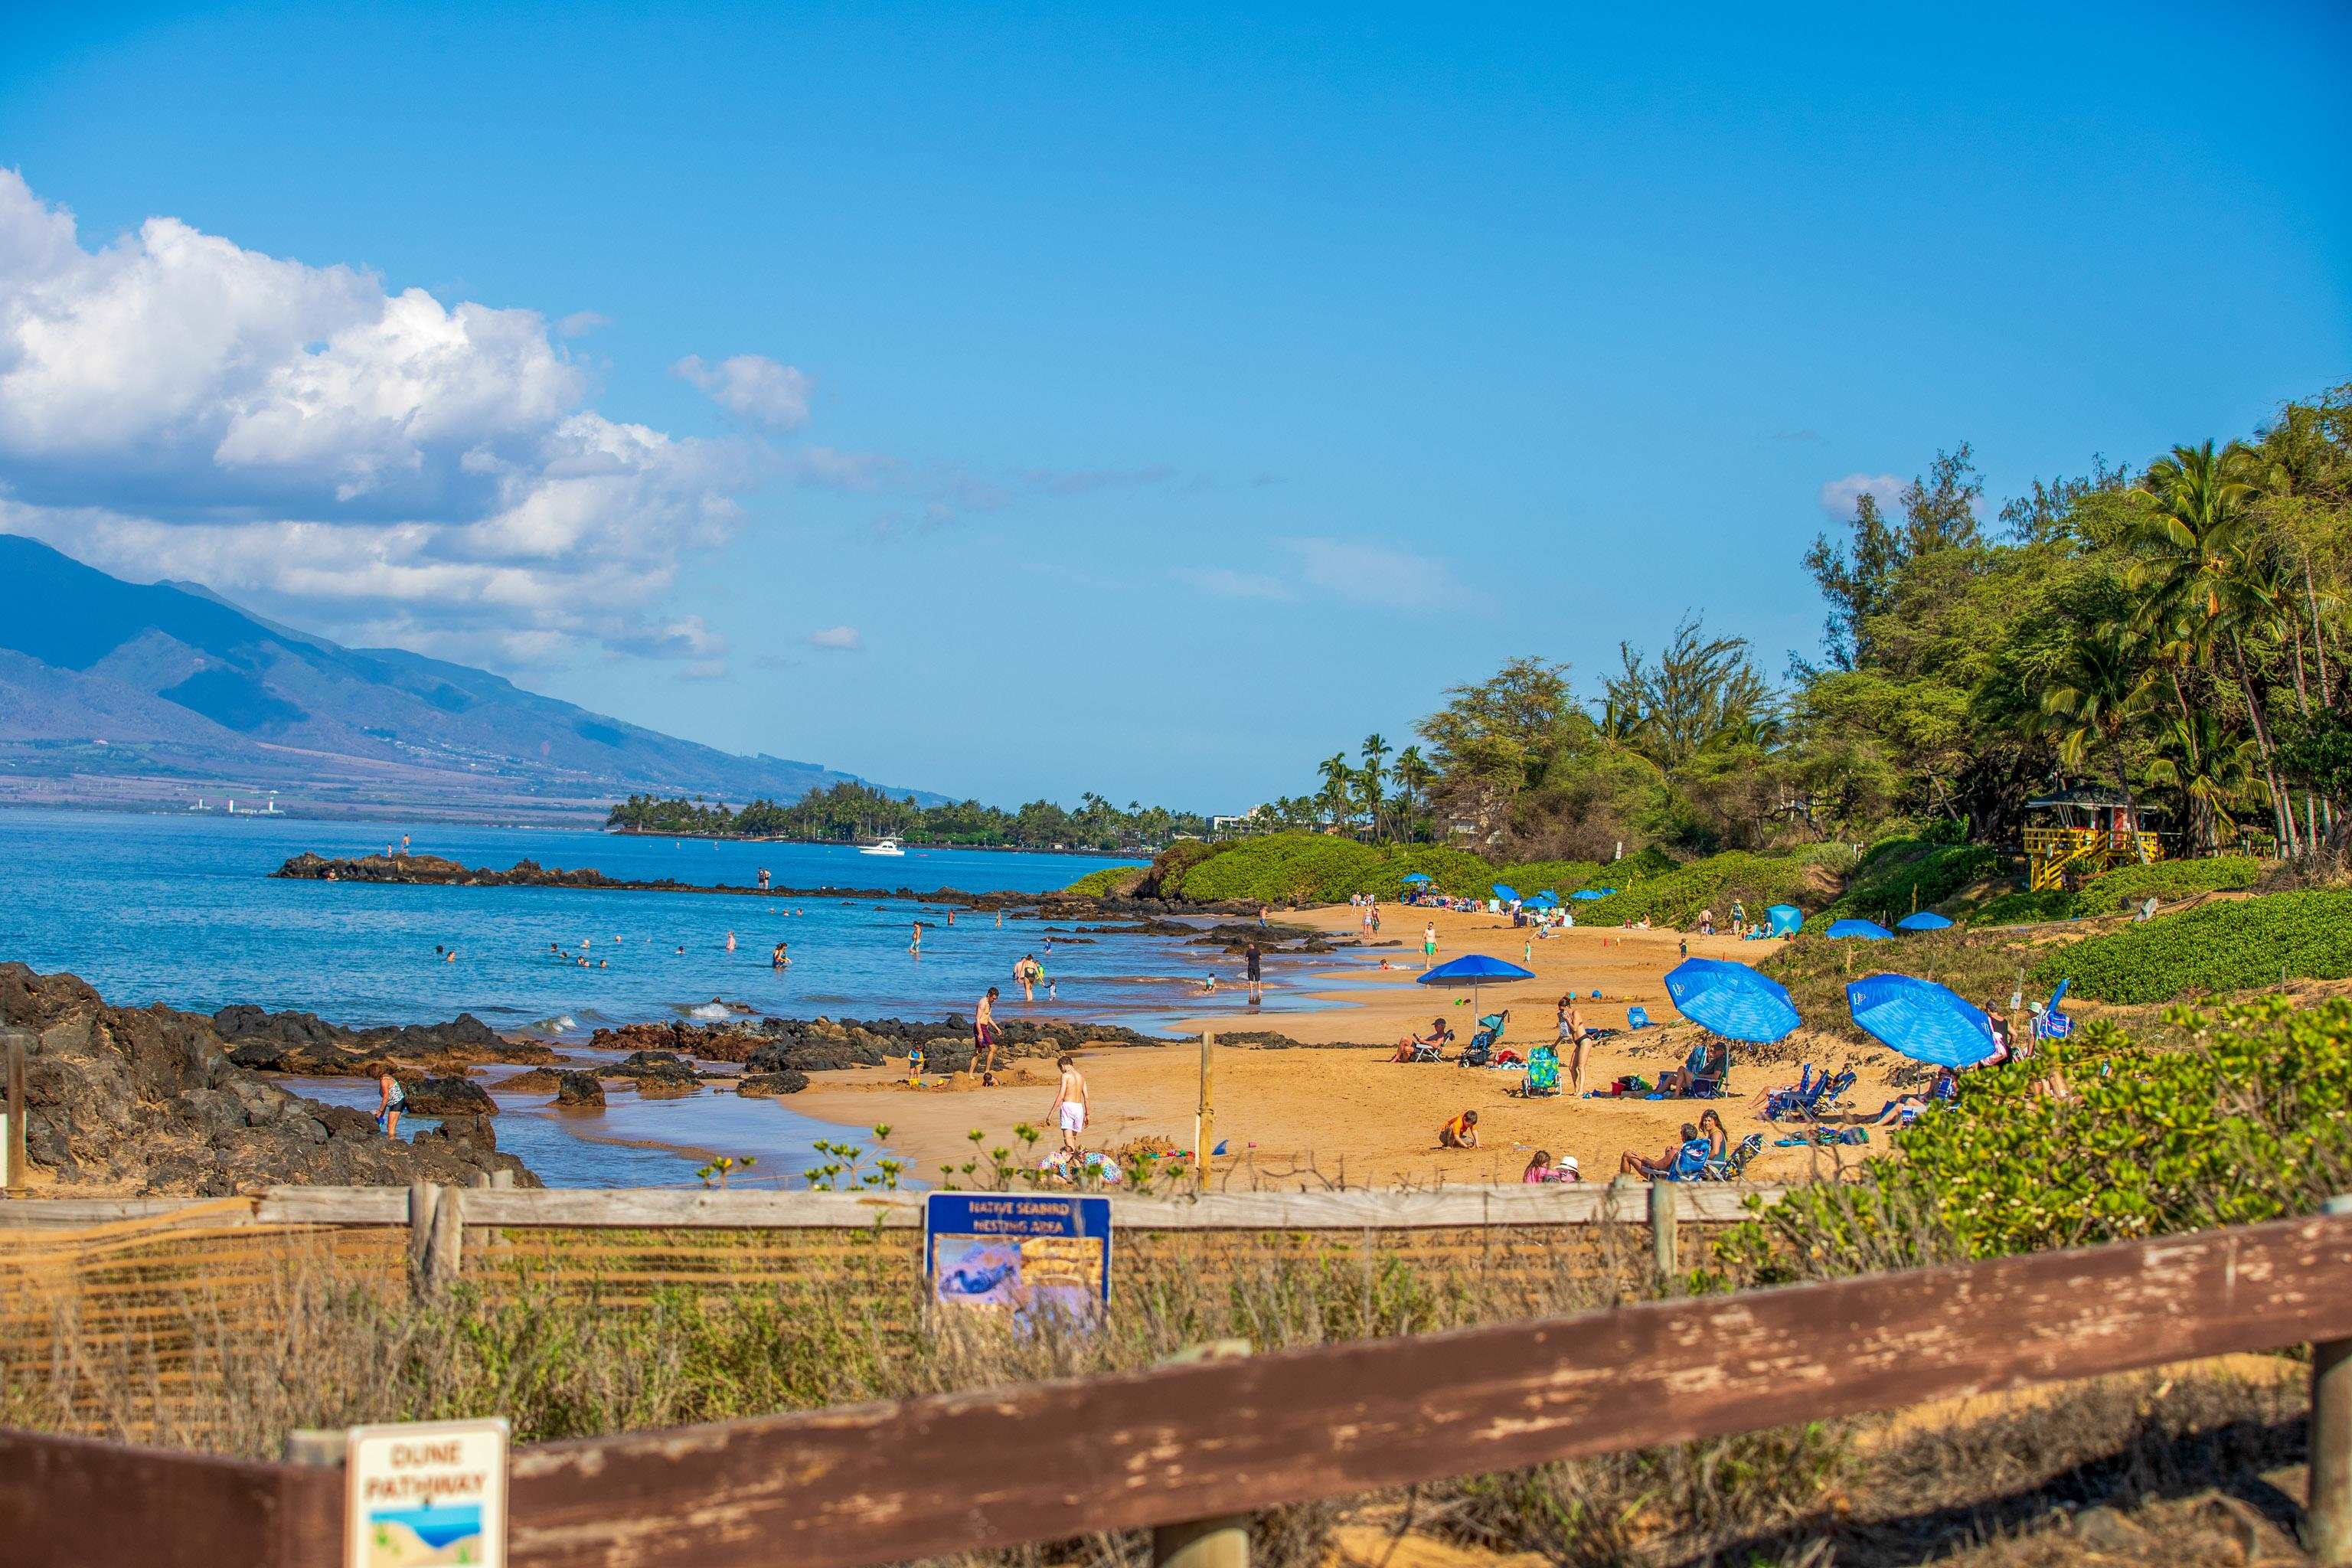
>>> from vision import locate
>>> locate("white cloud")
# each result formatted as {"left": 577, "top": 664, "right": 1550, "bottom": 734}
{"left": 1818, "top": 472, "right": 1904, "bottom": 522}
{"left": 555, "top": 310, "right": 609, "bottom": 338}
{"left": 805, "top": 625, "right": 862, "bottom": 651}
{"left": 1174, "top": 566, "right": 1294, "bottom": 601}
{"left": 674, "top": 352, "right": 812, "bottom": 430}
{"left": 0, "top": 168, "right": 762, "bottom": 664}
{"left": 1278, "top": 536, "right": 1464, "bottom": 608}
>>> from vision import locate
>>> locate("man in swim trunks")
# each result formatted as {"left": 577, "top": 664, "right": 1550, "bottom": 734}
{"left": 1051, "top": 1053, "right": 1088, "bottom": 1154}
{"left": 1244, "top": 942, "right": 1263, "bottom": 1004}
{"left": 974, "top": 987, "right": 1002, "bottom": 1084}
{"left": 1423, "top": 922, "right": 1438, "bottom": 962}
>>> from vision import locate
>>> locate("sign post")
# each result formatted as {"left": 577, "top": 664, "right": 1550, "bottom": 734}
{"left": 1195, "top": 1028, "right": 1214, "bottom": 1196}
{"left": 345, "top": 1417, "right": 508, "bottom": 1568}
{"left": 924, "top": 1191, "right": 1111, "bottom": 1320}
{"left": 3, "top": 1027, "right": 29, "bottom": 1192}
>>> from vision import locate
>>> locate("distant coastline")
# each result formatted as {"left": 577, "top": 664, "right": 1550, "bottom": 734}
{"left": 603, "top": 826, "right": 1154, "bottom": 858}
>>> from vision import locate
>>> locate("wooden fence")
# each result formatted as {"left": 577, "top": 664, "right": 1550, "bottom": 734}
{"left": 3, "top": 1197, "right": 2350, "bottom": 1566}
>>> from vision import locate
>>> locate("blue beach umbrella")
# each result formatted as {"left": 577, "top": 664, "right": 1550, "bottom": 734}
{"left": 1766, "top": 904, "right": 1803, "bottom": 936}
{"left": 1400, "top": 872, "right": 1432, "bottom": 884}
{"left": 1417, "top": 952, "right": 1537, "bottom": 1013}
{"left": 1825, "top": 918, "right": 1895, "bottom": 940}
{"left": 1491, "top": 883, "right": 1520, "bottom": 903}
{"left": 1846, "top": 973, "right": 1998, "bottom": 1068}
{"left": 1894, "top": 911, "right": 1954, "bottom": 932}
{"left": 1527, "top": 890, "right": 1559, "bottom": 907}
{"left": 1662, "top": 958, "right": 1801, "bottom": 1044}
{"left": 1571, "top": 888, "right": 1611, "bottom": 901}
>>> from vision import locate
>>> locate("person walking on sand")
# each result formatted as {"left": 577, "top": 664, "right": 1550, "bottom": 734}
{"left": 1051, "top": 1054, "right": 1089, "bottom": 1154}
{"left": 974, "top": 987, "right": 1003, "bottom": 1084}
{"left": 1244, "top": 941, "right": 1263, "bottom": 1004}
{"left": 374, "top": 1065, "right": 407, "bottom": 1138}
{"left": 1423, "top": 922, "right": 1438, "bottom": 963}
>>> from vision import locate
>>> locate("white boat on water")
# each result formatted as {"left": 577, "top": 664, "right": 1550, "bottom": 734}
{"left": 861, "top": 837, "right": 906, "bottom": 857}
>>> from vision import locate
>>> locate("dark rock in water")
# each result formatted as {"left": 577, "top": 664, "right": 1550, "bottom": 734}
{"left": 601, "top": 1050, "right": 703, "bottom": 1097}
{"left": 0, "top": 962, "right": 536, "bottom": 1194}
{"left": 415, "top": 1114, "right": 496, "bottom": 1152}
{"left": 554, "top": 1070, "right": 606, "bottom": 1108}
{"left": 212, "top": 1003, "right": 554, "bottom": 1075}
{"left": 400, "top": 1076, "right": 498, "bottom": 1116}
{"left": 735, "top": 1070, "right": 808, "bottom": 1097}
{"left": 494, "top": 1068, "right": 564, "bottom": 1095}
{"left": 586, "top": 1018, "right": 776, "bottom": 1063}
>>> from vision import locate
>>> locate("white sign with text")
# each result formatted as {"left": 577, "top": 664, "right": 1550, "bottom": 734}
{"left": 345, "top": 1417, "right": 508, "bottom": 1567}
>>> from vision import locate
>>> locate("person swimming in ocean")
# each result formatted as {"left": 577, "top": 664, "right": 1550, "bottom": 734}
{"left": 725, "top": 931, "right": 737, "bottom": 952}
{"left": 772, "top": 942, "right": 789, "bottom": 967}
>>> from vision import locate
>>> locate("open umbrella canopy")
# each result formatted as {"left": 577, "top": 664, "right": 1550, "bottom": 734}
{"left": 1571, "top": 888, "right": 1612, "bottom": 900}
{"left": 1491, "top": 884, "right": 1520, "bottom": 903}
{"left": 1527, "top": 890, "right": 1559, "bottom": 906}
{"left": 1662, "top": 958, "right": 1801, "bottom": 1043}
{"left": 1400, "top": 872, "right": 1432, "bottom": 884}
{"left": 1894, "top": 911, "right": 1954, "bottom": 932}
{"left": 1417, "top": 952, "right": 1536, "bottom": 1011}
{"left": 1766, "top": 904, "right": 1804, "bottom": 936}
{"left": 1847, "top": 974, "right": 1998, "bottom": 1067}
{"left": 1826, "top": 918, "right": 1894, "bottom": 940}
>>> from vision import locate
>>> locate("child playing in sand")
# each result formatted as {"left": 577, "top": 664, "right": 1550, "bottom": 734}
{"left": 1438, "top": 1108, "right": 1479, "bottom": 1148}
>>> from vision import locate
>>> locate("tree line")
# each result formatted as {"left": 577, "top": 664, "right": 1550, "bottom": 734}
{"left": 1240, "top": 384, "right": 2352, "bottom": 861}
{"left": 606, "top": 782, "right": 1212, "bottom": 851}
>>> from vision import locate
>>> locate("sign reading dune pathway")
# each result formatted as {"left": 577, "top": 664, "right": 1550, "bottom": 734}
{"left": 345, "top": 1418, "right": 508, "bottom": 1568}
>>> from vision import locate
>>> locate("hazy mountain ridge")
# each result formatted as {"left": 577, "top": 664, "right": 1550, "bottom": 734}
{"left": 0, "top": 534, "right": 931, "bottom": 819}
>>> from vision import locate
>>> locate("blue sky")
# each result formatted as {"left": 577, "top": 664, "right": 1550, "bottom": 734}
{"left": 3, "top": 2, "right": 2347, "bottom": 808}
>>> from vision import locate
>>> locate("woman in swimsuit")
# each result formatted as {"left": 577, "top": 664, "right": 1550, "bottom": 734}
{"left": 374, "top": 1066, "right": 407, "bottom": 1138}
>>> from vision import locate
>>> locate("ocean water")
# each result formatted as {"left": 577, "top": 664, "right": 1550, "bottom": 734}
{"left": 0, "top": 807, "right": 1340, "bottom": 1186}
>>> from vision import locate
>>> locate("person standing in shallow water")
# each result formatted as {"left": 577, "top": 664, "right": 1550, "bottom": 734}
{"left": 374, "top": 1065, "right": 406, "bottom": 1138}
{"left": 910, "top": 920, "right": 923, "bottom": 956}
{"left": 974, "top": 986, "right": 1003, "bottom": 1084}
{"left": 1244, "top": 941, "right": 1263, "bottom": 1004}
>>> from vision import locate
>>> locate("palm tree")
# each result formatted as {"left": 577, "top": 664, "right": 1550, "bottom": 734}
{"left": 2040, "top": 622, "right": 2158, "bottom": 832}
{"left": 2146, "top": 710, "right": 2264, "bottom": 854}
{"left": 1315, "top": 752, "right": 1354, "bottom": 832}
{"left": 2133, "top": 440, "right": 2301, "bottom": 853}
{"left": 1358, "top": 733, "right": 1392, "bottom": 839}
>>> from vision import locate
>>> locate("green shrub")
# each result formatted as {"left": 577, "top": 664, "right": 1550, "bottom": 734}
{"left": 1968, "top": 888, "right": 2078, "bottom": 926}
{"left": 1577, "top": 851, "right": 1816, "bottom": 928}
{"left": 1826, "top": 833, "right": 1998, "bottom": 920}
{"left": 1713, "top": 998, "right": 2352, "bottom": 1281}
{"left": 2030, "top": 890, "right": 2352, "bottom": 1003}
{"left": 1062, "top": 865, "right": 1145, "bottom": 896}
{"left": 2072, "top": 855, "right": 2261, "bottom": 913}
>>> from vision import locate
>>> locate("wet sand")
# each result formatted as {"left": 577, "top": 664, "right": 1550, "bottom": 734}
{"left": 794, "top": 904, "right": 1915, "bottom": 1189}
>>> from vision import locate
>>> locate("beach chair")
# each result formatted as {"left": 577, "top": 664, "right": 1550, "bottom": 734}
{"left": 1760, "top": 1064, "right": 1852, "bottom": 1121}
{"left": 1704, "top": 1132, "right": 1765, "bottom": 1181}
{"left": 1515, "top": 1044, "right": 1561, "bottom": 1098}
{"left": 1655, "top": 1137, "right": 1715, "bottom": 1183}
{"left": 1402, "top": 1031, "right": 1451, "bottom": 1063}
{"left": 1458, "top": 1011, "right": 1508, "bottom": 1067}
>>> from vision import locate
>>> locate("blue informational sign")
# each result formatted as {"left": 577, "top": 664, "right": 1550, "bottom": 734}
{"left": 923, "top": 1192, "right": 1112, "bottom": 1315}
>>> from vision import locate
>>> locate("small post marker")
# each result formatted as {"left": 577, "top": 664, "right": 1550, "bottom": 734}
{"left": 2308, "top": 1194, "right": 2352, "bottom": 1563}
{"left": 1153, "top": 1342, "right": 1252, "bottom": 1568}
{"left": 1650, "top": 1180, "right": 1677, "bottom": 1289}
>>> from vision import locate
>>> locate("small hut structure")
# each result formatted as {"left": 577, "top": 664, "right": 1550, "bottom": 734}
{"left": 2022, "top": 788, "right": 2165, "bottom": 890}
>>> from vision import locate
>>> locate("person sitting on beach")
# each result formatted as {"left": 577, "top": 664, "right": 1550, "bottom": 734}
{"left": 1865, "top": 1066, "right": 1960, "bottom": 1124}
{"left": 1696, "top": 1107, "right": 1728, "bottom": 1159}
{"left": 1656, "top": 1037, "right": 1729, "bottom": 1097}
{"left": 1523, "top": 1149, "right": 1559, "bottom": 1183}
{"left": 1438, "top": 1109, "right": 1480, "bottom": 1149}
{"left": 1393, "top": 1018, "right": 1453, "bottom": 1061}
{"left": 1620, "top": 1122, "right": 1701, "bottom": 1179}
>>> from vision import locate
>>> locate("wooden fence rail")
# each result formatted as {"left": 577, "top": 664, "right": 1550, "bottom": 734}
{"left": 5, "top": 1204, "right": 2351, "bottom": 1567}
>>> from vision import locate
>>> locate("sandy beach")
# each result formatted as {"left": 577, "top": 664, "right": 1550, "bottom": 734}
{"left": 795, "top": 903, "right": 1915, "bottom": 1188}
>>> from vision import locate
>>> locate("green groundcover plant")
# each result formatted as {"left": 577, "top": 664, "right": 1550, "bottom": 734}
{"left": 1969, "top": 856, "right": 2261, "bottom": 928}
{"left": 2028, "top": 889, "right": 2352, "bottom": 1002}
{"left": 1712, "top": 997, "right": 2352, "bottom": 1283}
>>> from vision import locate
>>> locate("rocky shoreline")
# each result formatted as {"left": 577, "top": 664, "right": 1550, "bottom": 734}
{"left": 270, "top": 851, "right": 1272, "bottom": 920}
{"left": 0, "top": 965, "right": 534, "bottom": 1196}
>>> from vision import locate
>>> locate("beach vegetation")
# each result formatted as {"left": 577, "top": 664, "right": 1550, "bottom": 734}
{"left": 2026, "top": 889, "right": 2352, "bottom": 1003}
{"left": 1712, "top": 996, "right": 2352, "bottom": 1281}
{"left": 606, "top": 782, "right": 1203, "bottom": 853}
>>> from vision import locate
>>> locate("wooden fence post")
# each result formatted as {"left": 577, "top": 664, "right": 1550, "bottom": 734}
{"left": 1195, "top": 1031, "right": 1215, "bottom": 1197}
{"left": 1649, "top": 1181, "right": 1677, "bottom": 1288}
{"left": 423, "top": 1183, "right": 465, "bottom": 1289}
{"left": 407, "top": 1181, "right": 439, "bottom": 1282}
{"left": 1152, "top": 1341, "right": 1251, "bottom": 1568}
{"left": 2308, "top": 1193, "right": 2352, "bottom": 1564}
{"left": 3, "top": 1028, "right": 28, "bottom": 1192}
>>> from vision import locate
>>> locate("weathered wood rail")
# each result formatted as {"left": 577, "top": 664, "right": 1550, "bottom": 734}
{"left": 5, "top": 1204, "right": 2351, "bottom": 1567}
{"left": 0, "top": 1179, "right": 1780, "bottom": 1231}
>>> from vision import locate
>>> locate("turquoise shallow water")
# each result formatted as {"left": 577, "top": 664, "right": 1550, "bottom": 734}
{"left": 0, "top": 807, "right": 1345, "bottom": 1185}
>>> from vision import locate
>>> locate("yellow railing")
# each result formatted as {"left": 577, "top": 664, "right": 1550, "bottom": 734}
{"left": 2022, "top": 825, "right": 2164, "bottom": 890}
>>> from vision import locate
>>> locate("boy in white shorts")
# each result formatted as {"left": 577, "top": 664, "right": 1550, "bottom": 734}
{"left": 1051, "top": 1053, "right": 1089, "bottom": 1154}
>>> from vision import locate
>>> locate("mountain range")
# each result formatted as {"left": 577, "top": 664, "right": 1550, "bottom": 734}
{"left": 0, "top": 534, "right": 930, "bottom": 820}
